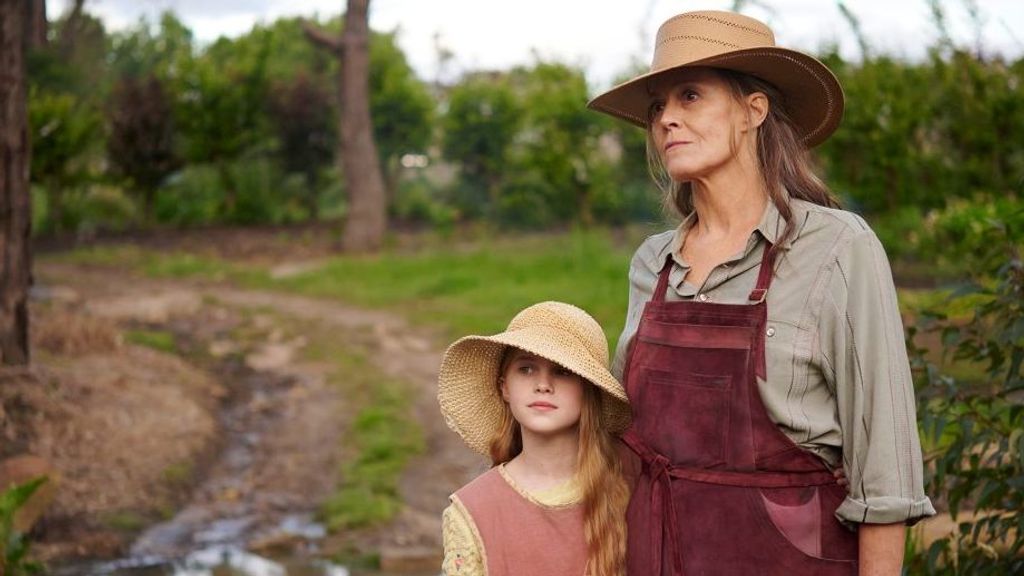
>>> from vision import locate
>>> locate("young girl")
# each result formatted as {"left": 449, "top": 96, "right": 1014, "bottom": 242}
{"left": 437, "top": 301, "right": 632, "bottom": 576}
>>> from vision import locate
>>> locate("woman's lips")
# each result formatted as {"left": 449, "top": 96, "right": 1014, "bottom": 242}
{"left": 665, "top": 140, "right": 689, "bottom": 152}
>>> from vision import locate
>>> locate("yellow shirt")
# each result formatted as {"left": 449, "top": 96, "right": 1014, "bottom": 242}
{"left": 441, "top": 464, "right": 582, "bottom": 576}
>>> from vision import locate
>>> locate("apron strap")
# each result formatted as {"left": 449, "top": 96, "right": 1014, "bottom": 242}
{"left": 653, "top": 254, "right": 675, "bottom": 304}
{"left": 747, "top": 241, "right": 777, "bottom": 302}
{"left": 658, "top": 239, "right": 776, "bottom": 303}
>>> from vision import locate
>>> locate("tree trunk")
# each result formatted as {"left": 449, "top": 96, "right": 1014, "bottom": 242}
{"left": 0, "top": 1, "right": 33, "bottom": 365}
{"left": 339, "top": 0, "right": 387, "bottom": 252}
{"left": 28, "top": 0, "right": 46, "bottom": 48}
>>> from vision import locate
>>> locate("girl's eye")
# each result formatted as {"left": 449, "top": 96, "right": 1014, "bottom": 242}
{"left": 517, "top": 364, "right": 536, "bottom": 375}
{"left": 555, "top": 367, "right": 573, "bottom": 377}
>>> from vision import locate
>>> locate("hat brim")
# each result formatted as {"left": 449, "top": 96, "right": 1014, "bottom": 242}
{"left": 438, "top": 326, "right": 632, "bottom": 456}
{"left": 588, "top": 47, "right": 844, "bottom": 148}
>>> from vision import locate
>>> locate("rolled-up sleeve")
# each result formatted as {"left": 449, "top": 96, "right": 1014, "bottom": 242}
{"left": 819, "top": 226, "right": 936, "bottom": 525}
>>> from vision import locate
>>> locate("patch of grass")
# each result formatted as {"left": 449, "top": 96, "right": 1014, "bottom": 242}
{"left": 141, "top": 253, "right": 234, "bottom": 280}
{"left": 45, "top": 245, "right": 147, "bottom": 267}
{"left": 101, "top": 510, "right": 148, "bottom": 532}
{"left": 252, "top": 227, "right": 639, "bottom": 345}
{"left": 46, "top": 245, "right": 257, "bottom": 283}
{"left": 161, "top": 461, "right": 194, "bottom": 488}
{"left": 315, "top": 347, "right": 425, "bottom": 532}
{"left": 125, "top": 329, "right": 176, "bottom": 353}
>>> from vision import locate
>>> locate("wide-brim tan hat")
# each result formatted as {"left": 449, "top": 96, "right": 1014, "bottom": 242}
{"left": 438, "top": 301, "right": 631, "bottom": 456}
{"left": 588, "top": 10, "right": 844, "bottom": 148}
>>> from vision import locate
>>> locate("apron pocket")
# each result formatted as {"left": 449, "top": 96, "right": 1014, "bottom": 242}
{"left": 638, "top": 369, "right": 731, "bottom": 467}
{"left": 760, "top": 486, "right": 822, "bottom": 557}
{"left": 749, "top": 488, "right": 856, "bottom": 571}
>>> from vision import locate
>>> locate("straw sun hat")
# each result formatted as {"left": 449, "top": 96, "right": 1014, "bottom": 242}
{"left": 588, "top": 10, "right": 844, "bottom": 148}
{"left": 438, "top": 301, "right": 631, "bottom": 456}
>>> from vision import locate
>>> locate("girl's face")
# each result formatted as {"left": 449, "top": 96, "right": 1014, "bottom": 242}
{"left": 500, "top": 350, "right": 585, "bottom": 439}
{"left": 648, "top": 67, "right": 764, "bottom": 182}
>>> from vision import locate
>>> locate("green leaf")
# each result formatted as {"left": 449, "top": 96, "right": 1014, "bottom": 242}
{"left": 0, "top": 477, "right": 47, "bottom": 516}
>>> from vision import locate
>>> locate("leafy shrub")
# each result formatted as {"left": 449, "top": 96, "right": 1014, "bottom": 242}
{"left": 905, "top": 200, "right": 1023, "bottom": 573}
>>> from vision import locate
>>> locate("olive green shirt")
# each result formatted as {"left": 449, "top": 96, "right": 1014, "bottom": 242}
{"left": 613, "top": 198, "right": 936, "bottom": 526}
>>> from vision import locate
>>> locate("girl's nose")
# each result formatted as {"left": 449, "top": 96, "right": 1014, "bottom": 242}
{"left": 534, "top": 372, "right": 554, "bottom": 393}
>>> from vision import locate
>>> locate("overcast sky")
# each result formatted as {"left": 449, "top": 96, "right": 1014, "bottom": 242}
{"left": 51, "top": 0, "right": 1024, "bottom": 89}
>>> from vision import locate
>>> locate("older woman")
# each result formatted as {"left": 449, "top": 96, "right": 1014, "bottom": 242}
{"left": 588, "top": 10, "right": 934, "bottom": 576}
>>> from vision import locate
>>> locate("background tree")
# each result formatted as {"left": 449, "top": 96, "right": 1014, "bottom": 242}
{"left": 267, "top": 72, "right": 336, "bottom": 220}
{"left": 28, "top": 89, "right": 101, "bottom": 231}
{"left": 0, "top": 0, "right": 33, "bottom": 365}
{"left": 368, "top": 31, "right": 434, "bottom": 202}
{"left": 28, "top": 0, "right": 46, "bottom": 49}
{"left": 109, "top": 12, "right": 194, "bottom": 84}
{"left": 441, "top": 73, "right": 522, "bottom": 220}
{"left": 107, "top": 74, "right": 180, "bottom": 223}
{"left": 175, "top": 33, "right": 270, "bottom": 222}
{"left": 510, "top": 61, "right": 615, "bottom": 227}
{"left": 304, "top": 0, "right": 389, "bottom": 251}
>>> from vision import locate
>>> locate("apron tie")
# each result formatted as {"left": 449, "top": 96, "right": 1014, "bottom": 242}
{"left": 624, "top": 429, "right": 686, "bottom": 576}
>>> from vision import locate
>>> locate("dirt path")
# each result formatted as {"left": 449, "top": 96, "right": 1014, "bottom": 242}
{"left": 29, "top": 261, "right": 484, "bottom": 566}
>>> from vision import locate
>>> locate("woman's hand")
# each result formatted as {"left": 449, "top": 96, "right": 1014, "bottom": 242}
{"left": 833, "top": 466, "right": 848, "bottom": 488}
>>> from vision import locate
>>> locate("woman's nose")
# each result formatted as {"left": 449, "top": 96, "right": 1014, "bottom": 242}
{"left": 659, "top": 99, "right": 681, "bottom": 129}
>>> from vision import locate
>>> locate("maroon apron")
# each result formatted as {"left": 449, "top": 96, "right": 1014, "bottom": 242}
{"left": 622, "top": 243, "right": 858, "bottom": 575}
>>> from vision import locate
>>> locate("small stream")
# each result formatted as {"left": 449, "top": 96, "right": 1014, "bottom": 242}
{"left": 64, "top": 545, "right": 350, "bottom": 576}
{"left": 57, "top": 332, "right": 393, "bottom": 576}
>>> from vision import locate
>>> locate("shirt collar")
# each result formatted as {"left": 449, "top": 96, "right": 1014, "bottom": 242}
{"left": 648, "top": 198, "right": 804, "bottom": 270}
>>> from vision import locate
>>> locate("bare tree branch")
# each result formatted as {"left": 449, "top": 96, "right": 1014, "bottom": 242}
{"left": 301, "top": 20, "right": 343, "bottom": 55}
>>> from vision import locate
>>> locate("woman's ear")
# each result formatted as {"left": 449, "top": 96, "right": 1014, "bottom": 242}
{"left": 745, "top": 91, "right": 769, "bottom": 130}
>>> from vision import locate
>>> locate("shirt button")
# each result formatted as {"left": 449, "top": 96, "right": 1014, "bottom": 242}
{"left": 698, "top": 293, "right": 709, "bottom": 302}
{"left": 766, "top": 327, "right": 776, "bottom": 337}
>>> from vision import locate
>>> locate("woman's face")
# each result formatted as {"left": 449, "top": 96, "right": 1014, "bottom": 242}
{"left": 648, "top": 68, "right": 763, "bottom": 183}
{"left": 500, "top": 349, "right": 585, "bottom": 440}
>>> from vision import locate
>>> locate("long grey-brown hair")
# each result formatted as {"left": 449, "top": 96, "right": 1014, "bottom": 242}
{"left": 646, "top": 68, "right": 840, "bottom": 253}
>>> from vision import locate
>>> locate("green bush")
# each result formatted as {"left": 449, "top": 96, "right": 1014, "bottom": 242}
{"left": 156, "top": 165, "right": 222, "bottom": 226}
{"left": 905, "top": 200, "right": 1024, "bottom": 573}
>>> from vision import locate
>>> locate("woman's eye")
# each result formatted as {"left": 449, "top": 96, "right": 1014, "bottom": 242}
{"left": 682, "top": 89, "right": 699, "bottom": 102}
{"left": 647, "top": 101, "right": 665, "bottom": 120}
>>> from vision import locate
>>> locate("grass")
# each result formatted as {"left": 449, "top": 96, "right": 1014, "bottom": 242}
{"left": 53, "top": 227, "right": 987, "bottom": 376}
{"left": 50, "top": 227, "right": 650, "bottom": 347}
{"left": 250, "top": 311, "right": 426, "bottom": 533}
{"left": 101, "top": 510, "right": 148, "bottom": 532}
{"left": 251, "top": 227, "right": 643, "bottom": 346}
{"left": 49, "top": 245, "right": 255, "bottom": 282}
{"left": 161, "top": 461, "right": 195, "bottom": 488}
{"left": 305, "top": 334, "right": 425, "bottom": 531}
{"left": 124, "top": 329, "right": 177, "bottom": 353}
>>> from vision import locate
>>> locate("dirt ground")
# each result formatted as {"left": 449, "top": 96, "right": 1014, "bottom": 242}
{"left": 0, "top": 236, "right": 484, "bottom": 568}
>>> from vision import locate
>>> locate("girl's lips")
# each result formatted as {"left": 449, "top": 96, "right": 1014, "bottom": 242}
{"left": 528, "top": 401, "right": 557, "bottom": 410}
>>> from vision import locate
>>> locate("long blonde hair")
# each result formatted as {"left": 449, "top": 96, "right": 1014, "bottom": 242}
{"left": 489, "top": 347, "right": 629, "bottom": 576}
